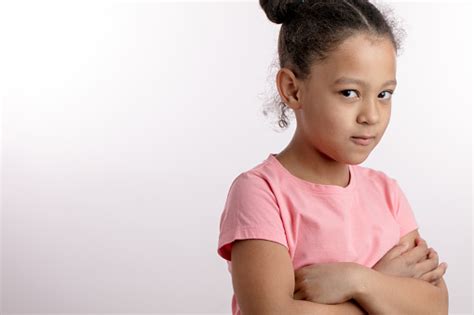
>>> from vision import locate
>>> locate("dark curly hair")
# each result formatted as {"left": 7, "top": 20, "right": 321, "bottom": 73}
{"left": 259, "top": 0, "right": 406, "bottom": 131}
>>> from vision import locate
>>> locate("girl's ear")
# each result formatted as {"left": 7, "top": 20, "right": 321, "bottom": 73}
{"left": 276, "top": 68, "right": 303, "bottom": 110}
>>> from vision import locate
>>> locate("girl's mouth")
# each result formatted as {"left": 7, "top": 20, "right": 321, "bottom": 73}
{"left": 351, "top": 137, "right": 374, "bottom": 146}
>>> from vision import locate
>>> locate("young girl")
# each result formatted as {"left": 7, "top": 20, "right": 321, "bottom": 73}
{"left": 217, "top": 1, "right": 449, "bottom": 314}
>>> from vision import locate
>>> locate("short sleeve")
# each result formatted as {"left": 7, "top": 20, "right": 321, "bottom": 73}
{"left": 217, "top": 172, "right": 289, "bottom": 261}
{"left": 392, "top": 179, "right": 419, "bottom": 238}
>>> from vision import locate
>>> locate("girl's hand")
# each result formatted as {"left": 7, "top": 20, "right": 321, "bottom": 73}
{"left": 293, "top": 262, "right": 361, "bottom": 304}
{"left": 372, "top": 237, "right": 448, "bottom": 286}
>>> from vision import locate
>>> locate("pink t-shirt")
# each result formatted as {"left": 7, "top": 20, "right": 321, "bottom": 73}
{"left": 217, "top": 153, "right": 418, "bottom": 315}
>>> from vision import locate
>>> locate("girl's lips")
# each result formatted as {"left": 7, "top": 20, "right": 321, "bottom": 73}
{"left": 351, "top": 137, "right": 374, "bottom": 146}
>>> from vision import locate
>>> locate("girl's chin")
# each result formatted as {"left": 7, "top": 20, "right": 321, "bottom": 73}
{"left": 344, "top": 152, "right": 372, "bottom": 165}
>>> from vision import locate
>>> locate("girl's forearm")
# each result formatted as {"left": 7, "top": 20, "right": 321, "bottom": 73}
{"left": 287, "top": 298, "right": 367, "bottom": 314}
{"left": 352, "top": 266, "right": 448, "bottom": 315}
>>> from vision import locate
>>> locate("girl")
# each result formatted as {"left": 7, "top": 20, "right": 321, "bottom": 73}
{"left": 217, "top": 0, "right": 449, "bottom": 314}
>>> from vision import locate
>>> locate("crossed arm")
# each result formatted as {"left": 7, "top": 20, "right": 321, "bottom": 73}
{"left": 334, "top": 229, "right": 449, "bottom": 315}
{"left": 231, "top": 229, "right": 449, "bottom": 314}
{"left": 352, "top": 267, "right": 448, "bottom": 315}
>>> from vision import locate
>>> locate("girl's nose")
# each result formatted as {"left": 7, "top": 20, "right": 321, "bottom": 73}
{"left": 357, "top": 99, "right": 380, "bottom": 125}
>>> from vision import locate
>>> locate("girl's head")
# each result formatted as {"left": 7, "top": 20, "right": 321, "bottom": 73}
{"left": 260, "top": 0, "right": 405, "bottom": 165}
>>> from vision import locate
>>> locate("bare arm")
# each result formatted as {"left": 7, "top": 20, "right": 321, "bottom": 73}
{"left": 289, "top": 299, "right": 366, "bottom": 314}
{"left": 353, "top": 229, "right": 448, "bottom": 314}
{"left": 353, "top": 266, "right": 449, "bottom": 315}
{"left": 290, "top": 228, "right": 448, "bottom": 314}
{"left": 231, "top": 239, "right": 367, "bottom": 315}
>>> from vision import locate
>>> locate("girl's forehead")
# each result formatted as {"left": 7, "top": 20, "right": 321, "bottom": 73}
{"left": 331, "top": 34, "right": 396, "bottom": 62}
{"left": 309, "top": 35, "right": 397, "bottom": 83}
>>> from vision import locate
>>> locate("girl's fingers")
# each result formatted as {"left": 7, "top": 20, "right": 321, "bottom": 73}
{"left": 420, "top": 263, "right": 448, "bottom": 283}
{"left": 404, "top": 240, "right": 429, "bottom": 264}
{"left": 416, "top": 249, "right": 439, "bottom": 274}
{"left": 416, "top": 259, "right": 439, "bottom": 276}
{"left": 429, "top": 249, "right": 439, "bottom": 264}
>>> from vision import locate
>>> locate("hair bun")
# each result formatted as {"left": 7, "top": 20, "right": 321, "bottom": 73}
{"left": 259, "top": 0, "right": 302, "bottom": 25}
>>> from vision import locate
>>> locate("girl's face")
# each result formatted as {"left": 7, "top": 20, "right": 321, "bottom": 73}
{"left": 295, "top": 33, "right": 397, "bottom": 165}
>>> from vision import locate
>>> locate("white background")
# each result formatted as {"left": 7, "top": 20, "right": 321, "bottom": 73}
{"left": 0, "top": 0, "right": 472, "bottom": 314}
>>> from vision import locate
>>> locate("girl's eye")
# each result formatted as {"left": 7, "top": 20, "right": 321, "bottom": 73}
{"left": 339, "top": 90, "right": 394, "bottom": 100}
{"left": 340, "top": 90, "right": 358, "bottom": 98}
{"left": 379, "top": 90, "right": 394, "bottom": 100}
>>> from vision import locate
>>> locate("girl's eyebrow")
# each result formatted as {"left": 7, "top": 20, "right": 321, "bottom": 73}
{"left": 333, "top": 76, "right": 397, "bottom": 87}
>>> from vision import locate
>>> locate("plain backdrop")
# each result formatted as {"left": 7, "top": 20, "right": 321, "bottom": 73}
{"left": 0, "top": 0, "right": 472, "bottom": 314}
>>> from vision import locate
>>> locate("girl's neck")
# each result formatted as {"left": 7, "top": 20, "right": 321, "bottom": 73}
{"left": 275, "top": 139, "right": 350, "bottom": 188}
